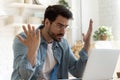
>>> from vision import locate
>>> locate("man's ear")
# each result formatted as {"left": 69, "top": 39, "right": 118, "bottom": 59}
{"left": 44, "top": 18, "right": 51, "bottom": 26}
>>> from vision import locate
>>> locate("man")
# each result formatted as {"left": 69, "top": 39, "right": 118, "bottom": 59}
{"left": 11, "top": 5, "right": 93, "bottom": 80}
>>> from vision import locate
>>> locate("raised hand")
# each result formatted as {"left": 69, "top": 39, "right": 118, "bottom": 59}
{"left": 17, "top": 24, "right": 40, "bottom": 66}
{"left": 82, "top": 19, "right": 93, "bottom": 53}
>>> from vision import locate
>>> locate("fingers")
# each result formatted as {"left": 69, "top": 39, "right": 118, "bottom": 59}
{"left": 17, "top": 35, "right": 25, "bottom": 44}
{"left": 22, "top": 24, "right": 41, "bottom": 40}
{"left": 88, "top": 19, "right": 93, "bottom": 33}
{"left": 22, "top": 25, "right": 28, "bottom": 36}
{"left": 32, "top": 26, "right": 35, "bottom": 32}
{"left": 37, "top": 29, "right": 40, "bottom": 40}
{"left": 22, "top": 24, "right": 36, "bottom": 37}
{"left": 22, "top": 24, "right": 33, "bottom": 35}
{"left": 29, "top": 25, "right": 41, "bottom": 39}
{"left": 82, "top": 33, "right": 86, "bottom": 42}
{"left": 28, "top": 24, "right": 32, "bottom": 33}
{"left": 87, "top": 19, "right": 93, "bottom": 37}
{"left": 89, "top": 19, "right": 93, "bottom": 28}
{"left": 83, "top": 19, "right": 93, "bottom": 42}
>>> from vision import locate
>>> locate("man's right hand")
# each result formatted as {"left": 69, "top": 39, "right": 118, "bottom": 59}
{"left": 17, "top": 24, "right": 40, "bottom": 67}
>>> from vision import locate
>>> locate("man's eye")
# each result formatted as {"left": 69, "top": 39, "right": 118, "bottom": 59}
{"left": 64, "top": 26, "right": 68, "bottom": 29}
{"left": 58, "top": 25, "right": 63, "bottom": 28}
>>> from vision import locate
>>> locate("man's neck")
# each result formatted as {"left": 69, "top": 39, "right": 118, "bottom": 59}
{"left": 41, "top": 28, "right": 53, "bottom": 43}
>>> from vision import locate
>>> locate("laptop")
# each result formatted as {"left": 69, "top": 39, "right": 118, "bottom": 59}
{"left": 82, "top": 49, "right": 120, "bottom": 80}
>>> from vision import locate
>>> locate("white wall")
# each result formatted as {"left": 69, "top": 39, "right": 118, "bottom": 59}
{"left": 99, "top": 0, "right": 120, "bottom": 40}
{"left": 0, "top": 1, "right": 16, "bottom": 80}
{"left": 0, "top": 27, "right": 14, "bottom": 80}
{"left": 81, "top": 0, "right": 99, "bottom": 37}
{"left": 81, "top": 0, "right": 120, "bottom": 41}
{"left": 70, "top": 0, "right": 82, "bottom": 46}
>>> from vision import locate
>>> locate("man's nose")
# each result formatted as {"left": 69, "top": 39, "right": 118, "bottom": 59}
{"left": 59, "top": 28, "right": 65, "bottom": 34}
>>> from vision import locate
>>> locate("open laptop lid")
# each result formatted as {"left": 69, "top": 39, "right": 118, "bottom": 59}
{"left": 82, "top": 49, "right": 120, "bottom": 80}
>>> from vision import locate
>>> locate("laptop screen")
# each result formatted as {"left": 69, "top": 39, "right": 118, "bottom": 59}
{"left": 82, "top": 49, "right": 120, "bottom": 80}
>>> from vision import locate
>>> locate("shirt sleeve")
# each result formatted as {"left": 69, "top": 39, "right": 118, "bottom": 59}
{"left": 68, "top": 46, "right": 88, "bottom": 78}
{"left": 12, "top": 36, "right": 37, "bottom": 80}
{"left": 79, "top": 48, "right": 88, "bottom": 62}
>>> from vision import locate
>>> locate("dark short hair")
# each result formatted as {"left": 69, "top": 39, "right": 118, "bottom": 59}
{"left": 44, "top": 5, "right": 73, "bottom": 23}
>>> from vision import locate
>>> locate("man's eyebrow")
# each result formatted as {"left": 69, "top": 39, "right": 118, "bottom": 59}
{"left": 57, "top": 23, "right": 68, "bottom": 27}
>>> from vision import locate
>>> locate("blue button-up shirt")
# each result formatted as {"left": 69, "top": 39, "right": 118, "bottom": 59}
{"left": 11, "top": 26, "right": 88, "bottom": 80}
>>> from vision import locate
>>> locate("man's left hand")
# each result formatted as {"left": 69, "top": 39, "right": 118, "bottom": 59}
{"left": 82, "top": 19, "right": 93, "bottom": 53}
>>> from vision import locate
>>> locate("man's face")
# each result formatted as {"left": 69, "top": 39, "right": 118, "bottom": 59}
{"left": 47, "top": 15, "right": 69, "bottom": 42}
